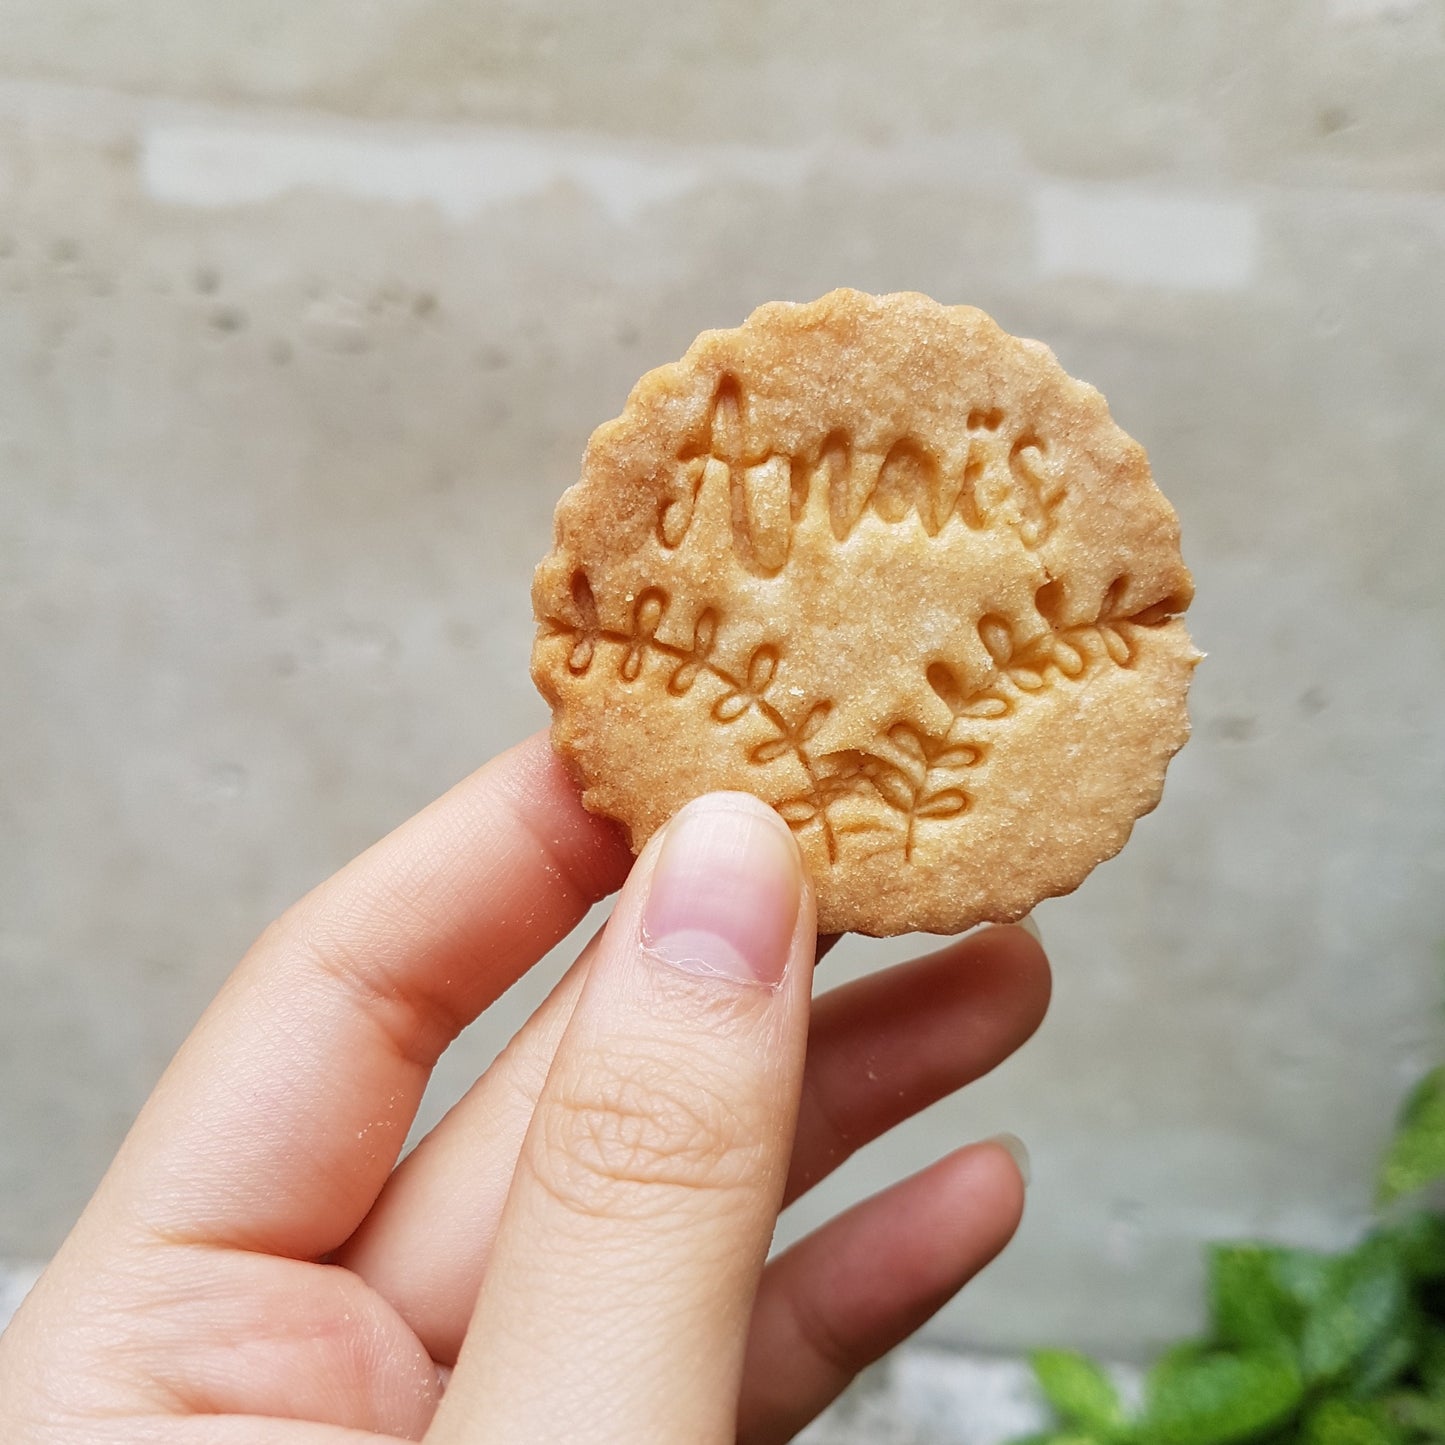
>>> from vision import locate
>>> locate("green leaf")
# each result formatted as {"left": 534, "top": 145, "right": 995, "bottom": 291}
{"left": 1383, "top": 1215, "right": 1445, "bottom": 1283}
{"left": 1210, "top": 1245, "right": 1312, "bottom": 1351}
{"left": 1380, "top": 1069, "right": 1445, "bottom": 1206}
{"left": 1206, "top": 1239, "right": 1409, "bottom": 1384}
{"left": 1415, "top": 1326, "right": 1445, "bottom": 1399}
{"left": 1383, "top": 1391, "right": 1445, "bottom": 1439}
{"left": 1031, "top": 1350, "right": 1126, "bottom": 1433}
{"left": 1271, "top": 1247, "right": 1338, "bottom": 1313}
{"left": 1299, "top": 1237, "right": 1410, "bottom": 1385}
{"left": 1348, "top": 1315, "right": 1418, "bottom": 1398}
{"left": 1154, "top": 1340, "right": 1215, "bottom": 1373}
{"left": 1009, "top": 1436, "right": 1106, "bottom": 1445}
{"left": 1142, "top": 1349, "right": 1304, "bottom": 1445}
{"left": 1303, "top": 1399, "right": 1404, "bottom": 1445}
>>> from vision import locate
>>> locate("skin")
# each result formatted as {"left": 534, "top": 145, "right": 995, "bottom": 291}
{"left": 0, "top": 731, "right": 1050, "bottom": 1445}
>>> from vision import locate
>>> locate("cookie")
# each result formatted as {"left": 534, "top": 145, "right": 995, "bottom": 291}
{"left": 532, "top": 290, "right": 1199, "bottom": 936}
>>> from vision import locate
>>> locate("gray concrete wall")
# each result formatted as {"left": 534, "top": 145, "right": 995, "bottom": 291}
{"left": 2, "top": 1, "right": 1443, "bottom": 1357}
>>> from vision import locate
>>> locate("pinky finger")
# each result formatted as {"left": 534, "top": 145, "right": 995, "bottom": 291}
{"left": 737, "top": 1140, "right": 1027, "bottom": 1445}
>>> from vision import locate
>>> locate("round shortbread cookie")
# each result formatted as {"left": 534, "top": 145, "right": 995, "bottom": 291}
{"left": 532, "top": 290, "right": 1198, "bottom": 936}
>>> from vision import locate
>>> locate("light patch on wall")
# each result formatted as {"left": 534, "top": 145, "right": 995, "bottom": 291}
{"left": 0, "top": 1262, "right": 43, "bottom": 1330}
{"left": 140, "top": 121, "right": 704, "bottom": 226}
{"left": 1330, "top": 0, "right": 1425, "bottom": 19}
{"left": 1034, "top": 183, "right": 1259, "bottom": 292}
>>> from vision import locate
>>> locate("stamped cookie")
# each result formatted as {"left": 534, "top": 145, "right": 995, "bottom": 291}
{"left": 532, "top": 290, "right": 1198, "bottom": 936}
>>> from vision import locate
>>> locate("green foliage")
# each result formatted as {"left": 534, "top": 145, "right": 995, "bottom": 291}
{"left": 1018, "top": 1062, "right": 1445, "bottom": 1445}
{"left": 1298, "top": 1238, "right": 1410, "bottom": 1385}
{"left": 1032, "top": 1350, "right": 1127, "bottom": 1435}
{"left": 1379, "top": 1070, "right": 1445, "bottom": 1208}
{"left": 1143, "top": 1349, "right": 1304, "bottom": 1444}
{"left": 1211, "top": 1245, "right": 1315, "bottom": 1352}
{"left": 1384, "top": 1217, "right": 1445, "bottom": 1284}
{"left": 1301, "top": 1399, "right": 1403, "bottom": 1445}
{"left": 1383, "top": 1391, "right": 1445, "bottom": 1440}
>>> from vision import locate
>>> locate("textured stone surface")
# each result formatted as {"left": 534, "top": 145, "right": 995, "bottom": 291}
{"left": 2, "top": 2, "right": 1444, "bottom": 1359}
{"left": 0, "top": 1264, "right": 42, "bottom": 1340}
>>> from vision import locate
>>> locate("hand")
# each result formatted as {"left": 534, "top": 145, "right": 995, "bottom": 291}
{"left": 0, "top": 732, "right": 1049, "bottom": 1444}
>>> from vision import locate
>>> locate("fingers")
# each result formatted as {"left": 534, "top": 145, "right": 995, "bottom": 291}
{"left": 339, "top": 922, "right": 1047, "bottom": 1365}
{"left": 332, "top": 933, "right": 595, "bottom": 1346}
{"left": 785, "top": 924, "right": 1049, "bottom": 1200}
{"left": 737, "top": 1141, "right": 1027, "bottom": 1445}
{"left": 429, "top": 794, "right": 816, "bottom": 1445}
{"left": 88, "top": 732, "right": 631, "bottom": 1259}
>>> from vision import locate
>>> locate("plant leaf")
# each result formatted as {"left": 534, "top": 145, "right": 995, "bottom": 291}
{"left": 1099, "top": 625, "right": 1133, "bottom": 666}
{"left": 567, "top": 636, "right": 594, "bottom": 675}
{"left": 668, "top": 661, "right": 700, "bottom": 696}
{"left": 958, "top": 692, "right": 1012, "bottom": 719}
{"left": 713, "top": 692, "right": 750, "bottom": 723}
{"left": 865, "top": 761, "right": 917, "bottom": 813}
{"left": 1010, "top": 1436, "right": 1106, "bottom": 1445}
{"left": 1303, "top": 1398, "right": 1404, "bottom": 1445}
{"left": 775, "top": 798, "right": 816, "bottom": 825}
{"left": 749, "top": 738, "right": 793, "bottom": 765}
{"left": 799, "top": 701, "right": 832, "bottom": 741}
{"left": 747, "top": 646, "right": 778, "bottom": 693}
{"left": 885, "top": 723, "right": 927, "bottom": 764}
{"left": 634, "top": 589, "right": 666, "bottom": 634}
{"left": 1379, "top": 1069, "right": 1445, "bottom": 1207}
{"left": 979, "top": 616, "right": 1014, "bottom": 664}
{"left": 1413, "top": 1325, "right": 1445, "bottom": 1399}
{"left": 1142, "top": 1349, "right": 1303, "bottom": 1445}
{"left": 1031, "top": 1350, "right": 1125, "bottom": 1433}
{"left": 915, "top": 788, "right": 969, "bottom": 819}
{"left": 1210, "top": 1245, "right": 1310, "bottom": 1352}
{"left": 1271, "top": 1246, "right": 1337, "bottom": 1312}
{"left": 1299, "top": 1235, "right": 1409, "bottom": 1385}
{"left": 691, "top": 607, "right": 718, "bottom": 654}
{"left": 1348, "top": 1316, "right": 1417, "bottom": 1399}
{"left": 1381, "top": 1214, "right": 1445, "bottom": 1282}
{"left": 932, "top": 742, "right": 984, "bottom": 769}
{"left": 1053, "top": 640, "right": 1086, "bottom": 677}
{"left": 1153, "top": 1340, "right": 1213, "bottom": 1375}
{"left": 1383, "top": 1390, "right": 1445, "bottom": 1437}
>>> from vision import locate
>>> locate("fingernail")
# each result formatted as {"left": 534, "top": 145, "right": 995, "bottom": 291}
{"left": 641, "top": 794, "right": 802, "bottom": 989}
{"left": 1016, "top": 913, "right": 1043, "bottom": 945}
{"left": 986, "top": 1132, "right": 1031, "bottom": 1187}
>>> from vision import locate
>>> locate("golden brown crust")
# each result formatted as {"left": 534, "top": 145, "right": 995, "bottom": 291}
{"left": 532, "top": 290, "right": 1199, "bottom": 935}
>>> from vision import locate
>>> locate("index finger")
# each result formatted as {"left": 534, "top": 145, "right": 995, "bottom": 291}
{"left": 88, "top": 731, "right": 632, "bottom": 1260}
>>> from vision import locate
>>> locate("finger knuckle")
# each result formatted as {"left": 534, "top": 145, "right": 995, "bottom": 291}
{"left": 532, "top": 1051, "right": 760, "bottom": 1219}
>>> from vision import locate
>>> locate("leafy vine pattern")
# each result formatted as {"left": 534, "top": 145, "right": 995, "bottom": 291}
{"left": 557, "top": 571, "right": 844, "bottom": 860}
{"left": 546, "top": 568, "right": 1160, "bottom": 864}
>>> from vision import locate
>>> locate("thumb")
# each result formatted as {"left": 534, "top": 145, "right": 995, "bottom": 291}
{"left": 429, "top": 793, "right": 815, "bottom": 1445}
